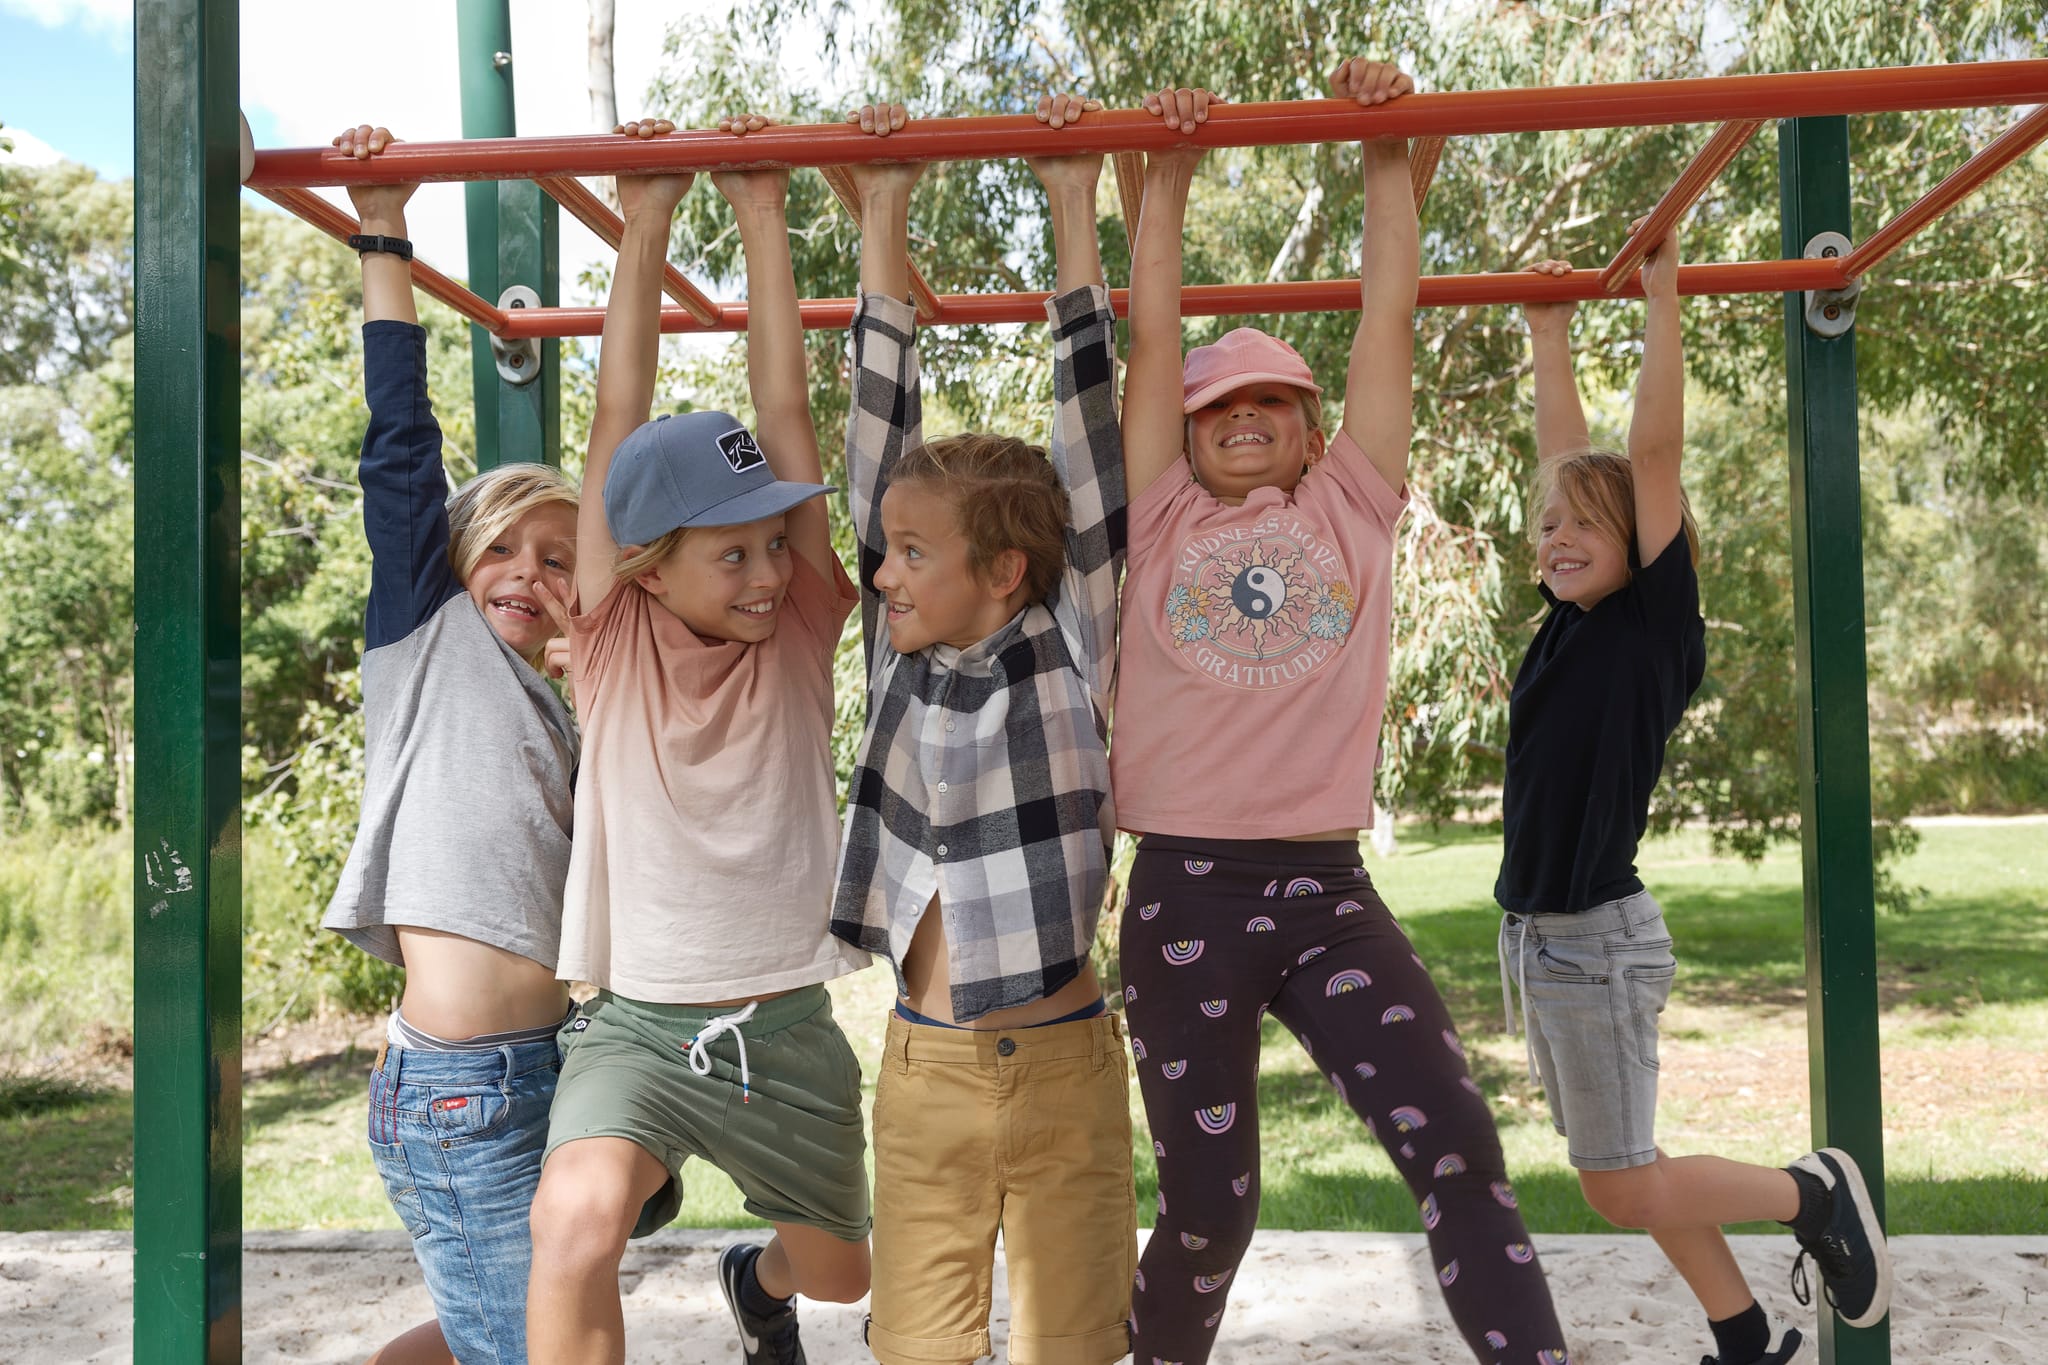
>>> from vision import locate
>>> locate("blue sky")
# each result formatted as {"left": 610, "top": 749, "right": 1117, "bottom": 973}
{"left": 0, "top": 11, "right": 135, "bottom": 177}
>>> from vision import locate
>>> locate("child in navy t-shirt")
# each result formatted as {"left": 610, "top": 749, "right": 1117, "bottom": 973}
{"left": 1494, "top": 228, "right": 1891, "bottom": 1365}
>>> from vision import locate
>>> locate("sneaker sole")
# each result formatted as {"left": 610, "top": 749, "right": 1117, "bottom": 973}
{"left": 1817, "top": 1147, "right": 1893, "bottom": 1328}
{"left": 718, "top": 1244, "right": 765, "bottom": 1359}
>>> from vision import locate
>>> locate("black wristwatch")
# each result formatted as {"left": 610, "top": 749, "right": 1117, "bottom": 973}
{"left": 348, "top": 233, "right": 414, "bottom": 261}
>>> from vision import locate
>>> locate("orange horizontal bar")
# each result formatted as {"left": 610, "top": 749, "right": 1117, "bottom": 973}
{"left": 254, "top": 186, "right": 507, "bottom": 335}
{"left": 248, "top": 61, "right": 2048, "bottom": 188}
{"left": 1843, "top": 101, "right": 2048, "bottom": 280}
{"left": 535, "top": 175, "right": 722, "bottom": 326}
{"left": 1599, "top": 119, "right": 1764, "bottom": 293}
{"left": 488, "top": 259, "right": 1852, "bottom": 337}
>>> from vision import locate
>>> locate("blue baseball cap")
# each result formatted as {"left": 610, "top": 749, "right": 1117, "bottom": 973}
{"left": 602, "top": 410, "right": 834, "bottom": 545}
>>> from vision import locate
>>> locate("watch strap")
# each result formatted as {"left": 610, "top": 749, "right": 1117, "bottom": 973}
{"left": 347, "top": 233, "right": 414, "bottom": 261}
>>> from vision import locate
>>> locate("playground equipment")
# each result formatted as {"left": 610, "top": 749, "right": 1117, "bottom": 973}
{"left": 134, "top": 0, "right": 2048, "bottom": 1359}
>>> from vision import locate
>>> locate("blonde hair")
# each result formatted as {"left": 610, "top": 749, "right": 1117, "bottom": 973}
{"left": 446, "top": 463, "right": 580, "bottom": 585}
{"left": 893, "top": 433, "right": 1070, "bottom": 604}
{"left": 1530, "top": 449, "right": 1700, "bottom": 571}
{"left": 613, "top": 526, "right": 689, "bottom": 583}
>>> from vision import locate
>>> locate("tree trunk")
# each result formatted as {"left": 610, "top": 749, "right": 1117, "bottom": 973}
{"left": 587, "top": 0, "right": 621, "bottom": 212}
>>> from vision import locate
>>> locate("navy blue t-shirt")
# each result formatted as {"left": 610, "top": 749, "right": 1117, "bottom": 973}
{"left": 1495, "top": 533, "right": 1706, "bottom": 916}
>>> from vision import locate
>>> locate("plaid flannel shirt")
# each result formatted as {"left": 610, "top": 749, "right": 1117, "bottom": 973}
{"left": 830, "top": 286, "right": 1126, "bottom": 1022}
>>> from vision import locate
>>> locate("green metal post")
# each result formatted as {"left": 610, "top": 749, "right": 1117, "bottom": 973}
{"left": 133, "top": 0, "right": 242, "bottom": 1360}
{"left": 457, "top": 0, "right": 560, "bottom": 468}
{"left": 1778, "top": 114, "right": 1891, "bottom": 1365}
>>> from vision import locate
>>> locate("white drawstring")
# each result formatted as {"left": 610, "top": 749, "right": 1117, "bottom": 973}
{"left": 685, "top": 1001, "right": 759, "bottom": 1104}
{"left": 1497, "top": 915, "right": 1538, "bottom": 1085}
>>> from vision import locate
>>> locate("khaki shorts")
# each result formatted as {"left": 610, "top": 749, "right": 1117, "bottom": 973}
{"left": 545, "top": 986, "right": 871, "bottom": 1241}
{"left": 868, "top": 1011, "right": 1136, "bottom": 1365}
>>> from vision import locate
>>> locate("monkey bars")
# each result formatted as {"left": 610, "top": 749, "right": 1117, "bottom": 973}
{"left": 247, "top": 60, "right": 2048, "bottom": 336}
{"left": 138, "top": 24, "right": 2048, "bottom": 1359}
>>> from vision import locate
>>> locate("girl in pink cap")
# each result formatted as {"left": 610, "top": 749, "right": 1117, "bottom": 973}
{"left": 1113, "top": 61, "right": 1571, "bottom": 1364}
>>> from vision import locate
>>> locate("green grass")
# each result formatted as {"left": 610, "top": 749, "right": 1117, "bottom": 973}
{"left": 0, "top": 1076, "right": 133, "bottom": 1230}
{"left": 6, "top": 820, "right": 2045, "bottom": 1236}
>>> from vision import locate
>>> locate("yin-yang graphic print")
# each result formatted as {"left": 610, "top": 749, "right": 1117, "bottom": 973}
{"left": 1163, "top": 508, "right": 1358, "bottom": 689}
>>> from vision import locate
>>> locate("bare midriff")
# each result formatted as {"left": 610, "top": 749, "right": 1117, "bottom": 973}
{"left": 899, "top": 896, "right": 1105, "bottom": 1029}
{"left": 1127, "top": 828, "right": 1363, "bottom": 844}
{"left": 394, "top": 926, "right": 571, "bottom": 1039}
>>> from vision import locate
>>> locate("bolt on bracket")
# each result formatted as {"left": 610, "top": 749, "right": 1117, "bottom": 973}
{"left": 491, "top": 285, "right": 542, "bottom": 385}
{"left": 1803, "top": 230, "right": 1860, "bottom": 339}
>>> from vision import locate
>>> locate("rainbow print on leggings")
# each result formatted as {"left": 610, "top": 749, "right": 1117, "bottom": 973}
{"left": 1485, "top": 1330, "right": 1508, "bottom": 1350}
{"left": 1380, "top": 1004, "right": 1416, "bottom": 1024}
{"left": 1137, "top": 901, "right": 1162, "bottom": 920}
{"left": 1538, "top": 1351, "right": 1571, "bottom": 1364}
{"left": 1325, "top": 968, "right": 1371, "bottom": 995}
{"left": 1335, "top": 899, "right": 1363, "bottom": 915}
{"left": 1297, "top": 945, "right": 1327, "bottom": 965}
{"left": 1162, "top": 939, "right": 1205, "bottom": 965}
{"left": 1161, "top": 1059, "right": 1188, "bottom": 1079}
{"left": 1231, "top": 1172, "right": 1250, "bottom": 1196}
{"left": 1354, "top": 1060, "right": 1377, "bottom": 1078}
{"left": 1390, "top": 1105, "right": 1428, "bottom": 1133}
{"left": 1490, "top": 1180, "right": 1519, "bottom": 1209}
{"left": 1420, "top": 1192, "right": 1441, "bottom": 1229}
{"left": 1286, "top": 876, "right": 1322, "bottom": 896}
{"left": 1199, "top": 999, "right": 1229, "bottom": 1017}
{"left": 1180, "top": 1231, "right": 1209, "bottom": 1250}
{"left": 1434, "top": 1153, "right": 1467, "bottom": 1177}
{"left": 1184, "top": 859, "right": 1214, "bottom": 876}
{"left": 1437, "top": 1260, "right": 1460, "bottom": 1287}
{"left": 1194, "top": 1103, "right": 1238, "bottom": 1134}
{"left": 1245, "top": 915, "right": 1277, "bottom": 932}
{"left": 1505, "top": 1242, "right": 1536, "bottom": 1264}
{"left": 1193, "top": 1271, "right": 1232, "bottom": 1294}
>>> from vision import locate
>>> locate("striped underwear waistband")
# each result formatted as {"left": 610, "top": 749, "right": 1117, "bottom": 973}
{"left": 386, "top": 1005, "right": 570, "bottom": 1052}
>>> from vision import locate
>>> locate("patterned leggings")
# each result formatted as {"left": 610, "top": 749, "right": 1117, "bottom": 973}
{"left": 1121, "top": 837, "right": 1569, "bottom": 1365}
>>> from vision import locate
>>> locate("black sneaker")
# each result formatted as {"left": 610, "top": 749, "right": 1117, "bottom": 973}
{"left": 1701, "top": 1324, "right": 1805, "bottom": 1365}
{"left": 1787, "top": 1147, "right": 1893, "bottom": 1328}
{"left": 717, "top": 1242, "right": 807, "bottom": 1365}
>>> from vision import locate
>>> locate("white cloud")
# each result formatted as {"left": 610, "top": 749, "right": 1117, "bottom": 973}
{"left": 0, "top": 125, "right": 67, "bottom": 166}
{"left": 239, "top": 1, "right": 718, "bottom": 307}
{"left": 0, "top": 0, "right": 129, "bottom": 39}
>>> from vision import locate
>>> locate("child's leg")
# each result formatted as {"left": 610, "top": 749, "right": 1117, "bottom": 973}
{"left": 1120, "top": 842, "right": 1289, "bottom": 1365}
{"left": 994, "top": 1013, "right": 1138, "bottom": 1365}
{"left": 1271, "top": 874, "right": 1569, "bottom": 1364}
{"left": 525, "top": 1135, "right": 671, "bottom": 1365}
{"left": 753, "top": 1221, "right": 872, "bottom": 1304}
{"left": 364, "top": 1320, "right": 453, "bottom": 1365}
{"left": 867, "top": 1017, "right": 1003, "bottom": 1365}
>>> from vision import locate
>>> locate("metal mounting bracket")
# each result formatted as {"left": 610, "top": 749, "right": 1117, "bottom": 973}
{"left": 490, "top": 285, "right": 542, "bottom": 385}
{"left": 1803, "top": 230, "right": 1860, "bottom": 338}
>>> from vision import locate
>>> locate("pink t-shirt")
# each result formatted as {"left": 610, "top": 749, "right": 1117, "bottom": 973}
{"left": 558, "top": 552, "right": 868, "bottom": 1001}
{"left": 1111, "top": 429, "right": 1409, "bottom": 838}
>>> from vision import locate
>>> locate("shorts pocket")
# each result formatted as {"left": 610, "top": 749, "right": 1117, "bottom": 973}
{"left": 364, "top": 1085, "right": 432, "bottom": 1241}
{"left": 1624, "top": 963, "right": 1678, "bottom": 1071}
{"left": 425, "top": 1082, "right": 511, "bottom": 1144}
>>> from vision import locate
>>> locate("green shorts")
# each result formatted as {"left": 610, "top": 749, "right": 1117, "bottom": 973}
{"left": 545, "top": 985, "right": 871, "bottom": 1241}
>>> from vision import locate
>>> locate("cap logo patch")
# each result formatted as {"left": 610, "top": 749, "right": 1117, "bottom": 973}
{"left": 717, "top": 427, "right": 766, "bottom": 474}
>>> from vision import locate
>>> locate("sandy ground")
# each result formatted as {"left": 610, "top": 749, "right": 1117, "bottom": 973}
{"left": 3, "top": 1230, "right": 2042, "bottom": 1364}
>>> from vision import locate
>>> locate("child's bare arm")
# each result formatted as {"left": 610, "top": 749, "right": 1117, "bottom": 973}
{"left": 579, "top": 119, "right": 694, "bottom": 613}
{"left": 714, "top": 114, "right": 834, "bottom": 581}
{"left": 1333, "top": 58, "right": 1420, "bottom": 493}
{"left": 1027, "top": 93, "right": 1106, "bottom": 293}
{"left": 1628, "top": 220, "right": 1686, "bottom": 563}
{"left": 1524, "top": 259, "right": 1592, "bottom": 462}
{"left": 846, "top": 102, "right": 924, "bottom": 303}
{"left": 331, "top": 124, "right": 418, "bottom": 326}
{"left": 1123, "top": 86, "right": 1220, "bottom": 502}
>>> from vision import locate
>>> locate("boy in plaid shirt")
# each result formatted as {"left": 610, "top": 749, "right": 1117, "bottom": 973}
{"left": 828, "top": 94, "right": 1136, "bottom": 1365}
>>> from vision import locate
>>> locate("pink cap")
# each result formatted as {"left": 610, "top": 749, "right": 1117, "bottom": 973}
{"left": 1181, "top": 327, "right": 1323, "bottom": 413}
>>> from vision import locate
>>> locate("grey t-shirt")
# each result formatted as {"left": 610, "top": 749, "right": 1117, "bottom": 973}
{"left": 322, "top": 320, "right": 577, "bottom": 969}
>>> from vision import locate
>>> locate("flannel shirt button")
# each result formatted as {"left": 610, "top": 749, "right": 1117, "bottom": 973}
{"left": 935, "top": 844, "right": 948, "bottom": 858}
{"left": 996, "top": 1037, "right": 1017, "bottom": 1057}
{"left": 945, "top": 720, "right": 956, "bottom": 733}
{"left": 936, "top": 781, "right": 948, "bottom": 793}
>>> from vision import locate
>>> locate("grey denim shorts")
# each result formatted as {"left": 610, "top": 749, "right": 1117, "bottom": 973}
{"left": 1499, "top": 889, "right": 1678, "bottom": 1171}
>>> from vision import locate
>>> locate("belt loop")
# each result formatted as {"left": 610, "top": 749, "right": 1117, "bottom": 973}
{"left": 1091, "top": 1014, "right": 1109, "bottom": 1072}
{"left": 499, "top": 1042, "right": 518, "bottom": 1092}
